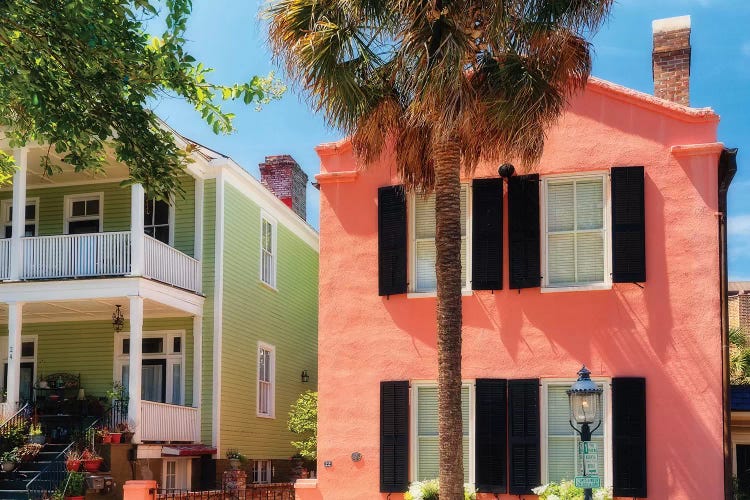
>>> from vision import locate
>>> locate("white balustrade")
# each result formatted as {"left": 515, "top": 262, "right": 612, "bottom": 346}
{"left": 143, "top": 234, "right": 202, "bottom": 293}
{"left": 22, "top": 232, "right": 131, "bottom": 279}
{"left": 0, "top": 240, "right": 10, "bottom": 280}
{"left": 139, "top": 400, "right": 200, "bottom": 443}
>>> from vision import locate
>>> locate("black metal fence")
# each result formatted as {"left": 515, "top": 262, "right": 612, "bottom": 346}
{"left": 105, "top": 399, "right": 128, "bottom": 430}
{"left": 154, "top": 484, "right": 295, "bottom": 500}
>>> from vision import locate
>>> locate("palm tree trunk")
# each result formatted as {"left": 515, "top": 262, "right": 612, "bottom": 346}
{"left": 433, "top": 137, "right": 464, "bottom": 500}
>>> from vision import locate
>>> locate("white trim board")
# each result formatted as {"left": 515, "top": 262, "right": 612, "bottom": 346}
{"left": 211, "top": 169, "right": 225, "bottom": 452}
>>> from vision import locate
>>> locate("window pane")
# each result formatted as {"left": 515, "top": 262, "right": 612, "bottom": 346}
{"left": 86, "top": 199, "right": 100, "bottom": 215}
{"left": 142, "top": 338, "right": 164, "bottom": 354}
{"left": 547, "top": 182, "right": 575, "bottom": 232}
{"left": 415, "top": 194, "right": 436, "bottom": 239}
{"left": 25, "top": 204, "right": 35, "bottom": 220}
{"left": 154, "top": 200, "right": 170, "bottom": 225}
{"left": 576, "top": 180, "right": 603, "bottom": 230}
{"left": 72, "top": 201, "right": 86, "bottom": 217}
{"left": 173, "top": 337, "right": 181, "bottom": 353}
{"left": 548, "top": 234, "right": 575, "bottom": 285}
{"left": 144, "top": 226, "right": 155, "bottom": 238}
{"left": 4, "top": 226, "right": 11, "bottom": 239}
{"left": 154, "top": 226, "right": 170, "bottom": 244}
{"left": 577, "top": 233, "right": 604, "bottom": 283}
{"left": 122, "top": 339, "right": 130, "bottom": 354}
{"left": 172, "top": 363, "right": 181, "bottom": 404}
{"left": 68, "top": 219, "right": 99, "bottom": 234}
{"left": 415, "top": 241, "right": 436, "bottom": 292}
{"left": 144, "top": 200, "right": 154, "bottom": 225}
{"left": 24, "top": 224, "right": 35, "bottom": 237}
{"left": 416, "top": 386, "right": 469, "bottom": 482}
{"left": 21, "top": 342, "right": 34, "bottom": 357}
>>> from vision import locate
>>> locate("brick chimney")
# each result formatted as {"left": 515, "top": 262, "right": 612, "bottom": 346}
{"left": 652, "top": 15, "right": 691, "bottom": 106}
{"left": 259, "top": 155, "right": 308, "bottom": 220}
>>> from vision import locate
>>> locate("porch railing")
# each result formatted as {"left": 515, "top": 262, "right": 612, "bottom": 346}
{"left": 0, "top": 402, "right": 30, "bottom": 435}
{"left": 22, "top": 231, "right": 131, "bottom": 279}
{"left": 144, "top": 234, "right": 202, "bottom": 293}
{"left": 140, "top": 400, "right": 200, "bottom": 442}
{"left": 0, "top": 239, "right": 10, "bottom": 280}
{"left": 155, "top": 484, "right": 295, "bottom": 500}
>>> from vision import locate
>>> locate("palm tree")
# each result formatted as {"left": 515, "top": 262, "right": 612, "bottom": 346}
{"left": 267, "top": 1, "right": 613, "bottom": 497}
{"left": 730, "top": 327, "right": 750, "bottom": 385}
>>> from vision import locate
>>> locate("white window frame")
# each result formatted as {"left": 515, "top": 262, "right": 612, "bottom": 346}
{"left": 540, "top": 172, "right": 612, "bottom": 293}
{"left": 0, "top": 335, "right": 38, "bottom": 399}
{"left": 407, "top": 185, "right": 473, "bottom": 297}
{"left": 114, "top": 330, "right": 186, "bottom": 405}
{"left": 251, "top": 459, "right": 273, "bottom": 484}
{"left": 540, "top": 378, "right": 613, "bottom": 487}
{"left": 161, "top": 458, "right": 192, "bottom": 491}
{"left": 256, "top": 342, "right": 276, "bottom": 418}
{"left": 410, "top": 380, "right": 475, "bottom": 487}
{"left": 144, "top": 197, "right": 175, "bottom": 246}
{"left": 1, "top": 198, "right": 39, "bottom": 238}
{"left": 64, "top": 193, "right": 104, "bottom": 234}
{"left": 259, "top": 211, "right": 277, "bottom": 290}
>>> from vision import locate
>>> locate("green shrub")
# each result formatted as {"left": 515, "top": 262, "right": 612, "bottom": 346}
{"left": 532, "top": 480, "right": 612, "bottom": 500}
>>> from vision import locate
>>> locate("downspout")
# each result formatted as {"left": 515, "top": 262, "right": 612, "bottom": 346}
{"left": 719, "top": 147, "right": 738, "bottom": 500}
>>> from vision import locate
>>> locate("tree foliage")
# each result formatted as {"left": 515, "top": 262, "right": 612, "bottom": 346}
{"left": 731, "top": 327, "right": 750, "bottom": 385}
{"left": 288, "top": 390, "right": 317, "bottom": 460}
{"left": 0, "top": 0, "right": 284, "bottom": 198}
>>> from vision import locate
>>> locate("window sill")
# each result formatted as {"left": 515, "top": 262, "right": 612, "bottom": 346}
{"left": 256, "top": 413, "right": 276, "bottom": 419}
{"left": 259, "top": 280, "right": 278, "bottom": 292}
{"left": 541, "top": 283, "right": 612, "bottom": 293}
{"left": 407, "top": 290, "right": 474, "bottom": 299}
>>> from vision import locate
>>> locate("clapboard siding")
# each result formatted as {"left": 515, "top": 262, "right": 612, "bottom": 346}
{"left": 173, "top": 175, "right": 196, "bottom": 257}
{"left": 200, "top": 179, "right": 216, "bottom": 444}
{"left": 219, "top": 184, "right": 318, "bottom": 459}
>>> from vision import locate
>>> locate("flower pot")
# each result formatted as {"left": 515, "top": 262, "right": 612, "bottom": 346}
{"left": 65, "top": 496, "right": 85, "bottom": 500}
{"left": 101, "top": 434, "right": 112, "bottom": 444}
{"left": 66, "top": 460, "right": 81, "bottom": 472}
{"left": 1, "top": 461, "right": 15, "bottom": 472}
{"left": 109, "top": 433, "right": 122, "bottom": 444}
{"left": 229, "top": 458, "right": 241, "bottom": 470}
{"left": 83, "top": 458, "right": 102, "bottom": 472}
{"left": 28, "top": 434, "right": 45, "bottom": 445}
{"left": 121, "top": 431, "right": 133, "bottom": 443}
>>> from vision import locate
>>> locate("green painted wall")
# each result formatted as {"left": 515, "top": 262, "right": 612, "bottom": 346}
{"left": 0, "top": 317, "right": 194, "bottom": 404}
{"left": 219, "top": 183, "right": 318, "bottom": 460}
{"left": 200, "top": 179, "right": 216, "bottom": 444}
{"left": 173, "top": 176, "right": 196, "bottom": 257}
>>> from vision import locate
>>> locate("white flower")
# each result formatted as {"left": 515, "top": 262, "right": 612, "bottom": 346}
{"left": 408, "top": 482, "right": 424, "bottom": 500}
{"left": 532, "top": 484, "right": 549, "bottom": 495}
{"left": 547, "top": 495, "right": 561, "bottom": 500}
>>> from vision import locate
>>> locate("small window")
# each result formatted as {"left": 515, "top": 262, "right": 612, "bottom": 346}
{"left": 162, "top": 459, "right": 190, "bottom": 491}
{"left": 2, "top": 200, "right": 38, "bottom": 238}
{"left": 21, "top": 342, "right": 34, "bottom": 358}
{"left": 173, "top": 337, "right": 181, "bottom": 354}
{"left": 543, "top": 175, "right": 609, "bottom": 289}
{"left": 66, "top": 194, "right": 102, "bottom": 234}
{"left": 257, "top": 344, "right": 275, "bottom": 418}
{"left": 260, "top": 215, "right": 276, "bottom": 288}
{"left": 252, "top": 460, "right": 273, "bottom": 484}
{"left": 144, "top": 199, "right": 171, "bottom": 244}
{"left": 412, "top": 185, "right": 469, "bottom": 293}
{"left": 165, "top": 460, "right": 177, "bottom": 490}
{"left": 142, "top": 338, "right": 164, "bottom": 354}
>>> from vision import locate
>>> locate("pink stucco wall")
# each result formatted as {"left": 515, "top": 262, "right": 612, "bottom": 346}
{"left": 309, "top": 79, "right": 724, "bottom": 499}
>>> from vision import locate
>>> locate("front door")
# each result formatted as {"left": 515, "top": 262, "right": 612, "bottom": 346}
{"left": 738, "top": 445, "right": 750, "bottom": 497}
{"left": 3, "top": 362, "right": 35, "bottom": 403}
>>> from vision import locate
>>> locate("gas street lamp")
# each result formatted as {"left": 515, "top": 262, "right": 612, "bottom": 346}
{"left": 567, "top": 365, "right": 603, "bottom": 500}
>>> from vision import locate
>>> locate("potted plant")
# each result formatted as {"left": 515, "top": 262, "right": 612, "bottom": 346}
{"left": 65, "top": 450, "right": 81, "bottom": 472}
{"left": 0, "top": 449, "right": 17, "bottom": 472}
{"left": 115, "top": 421, "right": 134, "bottom": 443}
{"left": 96, "top": 426, "right": 111, "bottom": 444}
{"left": 28, "top": 423, "right": 45, "bottom": 444}
{"left": 62, "top": 471, "right": 87, "bottom": 500}
{"left": 225, "top": 449, "right": 246, "bottom": 470}
{"left": 17, "top": 443, "right": 42, "bottom": 462}
{"left": 80, "top": 448, "right": 103, "bottom": 472}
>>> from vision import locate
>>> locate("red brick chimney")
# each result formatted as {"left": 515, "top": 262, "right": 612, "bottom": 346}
{"left": 259, "top": 155, "right": 308, "bottom": 220}
{"left": 652, "top": 15, "right": 691, "bottom": 106}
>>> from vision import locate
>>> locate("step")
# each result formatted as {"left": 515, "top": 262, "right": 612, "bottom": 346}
{"left": 35, "top": 452, "right": 62, "bottom": 461}
{"left": 42, "top": 444, "right": 68, "bottom": 453}
{"left": 0, "top": 490, "right": 29, "bottom": 500}
{"left": 16, "top": 462, "right": 50, "bottom": 472}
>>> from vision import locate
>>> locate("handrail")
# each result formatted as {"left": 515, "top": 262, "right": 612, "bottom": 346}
{"left": 26, "top": 418, "right": 100, "bottom": 499}
{"left": 0, "top": 402, "right": 30, "bottom": 435}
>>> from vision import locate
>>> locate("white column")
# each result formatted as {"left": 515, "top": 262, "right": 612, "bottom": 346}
{"left": 127, "top": 296, "right": 143, "bottom": 443}
{"left": 192, "top": 315, "right": 202, "bottom": 409}
{"left": 9, "top": 149, "right": 27, "bottom": 280}
{"left": 194, "top": 178, "right": 204, "bottom": 262}
{"left": 130, "top": 184, "right": 145, "bottom": 276}
{"left": 6, "top": 302, "right": 23, "bottom": 409}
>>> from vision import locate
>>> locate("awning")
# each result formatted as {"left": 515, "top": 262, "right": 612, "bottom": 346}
{"left": 162, "top": 444, "right": 217, "bottom": 457}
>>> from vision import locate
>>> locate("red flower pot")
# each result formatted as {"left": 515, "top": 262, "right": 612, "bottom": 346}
{"left": 65, "top": 460, "right": 81, "bottom": 472}
{"left": 109, "top": 433, "right": 122, "bottom": 444}
{"left": 101, "top": 434, "right": 112, "bottom": 444}
{"left": 65, "top": 496, "right": 85, "bottom": 500}
{"left": 83, "top": 458, "right": 102, "bottom": 472}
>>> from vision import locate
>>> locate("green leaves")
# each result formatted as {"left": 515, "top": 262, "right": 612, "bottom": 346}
{"left": 0, "top": 0, "right": 284, "bottom": 198}
{"left": 288, "top": 390, "right": 317, "bottom": 460}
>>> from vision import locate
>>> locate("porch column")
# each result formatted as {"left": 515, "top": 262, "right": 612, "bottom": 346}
{"left": 6, "top": 302, "right": 23, "bottom": 409}
{"left": 130, "top": 184, "right": 145, "bottom": 276}
{"left": 9, "top": 149, "right": 27, "bottom": 280}
{"left": 192, "top": 315, "right": 202, "bottom": 410}
{"left": 127, "top": 295, "right": 143, "bottom": 442}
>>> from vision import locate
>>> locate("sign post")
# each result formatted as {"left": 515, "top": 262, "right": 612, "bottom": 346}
{"left": 575, "top": 442, "right": 600, "bottom": 493}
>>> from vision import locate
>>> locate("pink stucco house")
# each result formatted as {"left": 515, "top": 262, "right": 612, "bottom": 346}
{"left": 300, "top": 15, "right": 737, "bottom": 500}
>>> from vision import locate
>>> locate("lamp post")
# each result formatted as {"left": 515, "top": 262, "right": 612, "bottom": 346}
{"left": 567, "top": 365, "right": 603, "bottom": 500}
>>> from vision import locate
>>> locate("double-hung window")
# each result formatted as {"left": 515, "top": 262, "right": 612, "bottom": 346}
{"left": 413, "top": 383, "right": 473, "bottom": 483}
{"left": 252, "top": 460, "right": 273, "bottom": 484}
{"left": 257, "top": 343, "right": 275, "bottom": 418}
{"left": 66, "top": 194, "right": 102, "bottom": 234}
{"left": 1, "top": 199, "right": 38, "bottom": 238}
{"left": 260, "top": 214, "right": 277, "bottom": 288}
{"left": 543, "top": 175, "right": 609, "bottom": 289}
{"left": 411, "top": 185, "right": 469, "bottom": 293}
{"left": 144, "top": 198, "right": 171, "bottom": 244}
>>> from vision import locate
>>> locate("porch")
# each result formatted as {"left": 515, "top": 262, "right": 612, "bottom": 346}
{"left": 0, "top": 291, "right": 205, "bottom": 444}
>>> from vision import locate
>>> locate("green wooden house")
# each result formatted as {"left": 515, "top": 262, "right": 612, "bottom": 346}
{"left": 0, "top": 129, "right": 318, "bottom": 490}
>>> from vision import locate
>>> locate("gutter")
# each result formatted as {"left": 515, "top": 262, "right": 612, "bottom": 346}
{"left": 719, "top": 147, "right": 738, "bottom": 500}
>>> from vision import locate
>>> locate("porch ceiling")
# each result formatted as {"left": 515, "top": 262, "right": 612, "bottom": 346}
{"left": 0, "top": 297, "right": 190, "bottom": 323}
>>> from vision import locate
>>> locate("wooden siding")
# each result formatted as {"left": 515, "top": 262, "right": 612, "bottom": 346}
{"left": 219, "top": 183, "right": 318, "bottom": 459}
{"left": 200, "top": 179, "right": 216, "bottom": 444}
{"left": 174, "top": 176, "right": 196, "bottom": 257}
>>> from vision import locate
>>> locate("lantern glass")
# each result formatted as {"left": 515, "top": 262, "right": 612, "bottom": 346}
{"left": 569, "top": 391, "right": 600, "bottom": 425}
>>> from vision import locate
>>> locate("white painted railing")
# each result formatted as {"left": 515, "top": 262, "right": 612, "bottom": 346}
{"left": 144, "top": 234, "right": 202, "bottom": 293}
{"left": 0, "top": 240, "right": 10, "bottom": 280}
{"left": 22, "top": 232, "right": 131, "bottom": 279}
{"left": 140, "top": 400, "right": 200, "bottom": 443}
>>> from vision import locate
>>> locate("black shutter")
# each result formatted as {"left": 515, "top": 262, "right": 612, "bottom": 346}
{"left": 378, "top": 186, "right": 407, "bottom": 296}
{"left": 508, "top": 175, "right": 541, "bottom": 289}
{"left": 475, "top": 379, "right": 507, "bottom": 493}
{"left": 508, "top": 379, "right": 540, "bottom": 495}
{"left": 611, "top": 166, "right": 646, "bottom": 283}
{"left": 380, "top": 380, "right": 409, "bottom": 492}
{"left": 613, "top": 377, "right": 647, "bottom": 498}
{"left": 472, "top": 179, "right": 503, "bottom": 290}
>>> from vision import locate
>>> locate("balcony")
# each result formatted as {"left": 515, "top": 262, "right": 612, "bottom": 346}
{"left": 0, "top": 232, "right": 201, "bottom": 294}
{"left": 140, "top": 401, "right": 201, "bottom": 442}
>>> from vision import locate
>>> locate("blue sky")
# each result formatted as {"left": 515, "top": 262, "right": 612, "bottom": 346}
{"left": 151, "top": 0, "right": 750, "bottom": 279}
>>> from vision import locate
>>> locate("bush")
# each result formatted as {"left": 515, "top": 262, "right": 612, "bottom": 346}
{"left": 404, "top": 480, "right": 476, "bottom": 500}
{"left": 288, "top": 391, "right": 317, "bottom": 460}
{"left": 532, "top": 480, "right": 612, "bottom": 500}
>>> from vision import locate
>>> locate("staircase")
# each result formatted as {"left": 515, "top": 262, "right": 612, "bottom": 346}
{"left": 0, "top": 443, "right": 68, "bottom": 500}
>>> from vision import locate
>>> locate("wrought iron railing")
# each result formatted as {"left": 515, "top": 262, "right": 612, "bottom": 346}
{"left": 105, "top": 399, "right": 128, "bottom": 430}
{"left": 26, "top": 418, "right": 99, "bottom": 500}
{"left": 0, "top": 402, "right": 30, "bottom": 440}
{"left": 154, "top": 484, "right": 295, "bottom": 500}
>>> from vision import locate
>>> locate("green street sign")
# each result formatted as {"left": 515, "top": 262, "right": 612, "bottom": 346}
{"left": 575, "top": 476, "right": 601, "bottom": 489}
{"left": 578, "top": 442, "right": 598, "bottom": 455}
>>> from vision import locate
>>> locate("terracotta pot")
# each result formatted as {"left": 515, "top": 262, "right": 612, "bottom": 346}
{"left": 109, "top": 433, "right": 122, "bottom": 444}
{"left": 229, "top": 458, "right": 241, "bottom": 470}
{"left": 83, "top": 458, "right": 102, "bottom": 472}
{"left": 65, "top": 496, "right": 85, "bottom": 500}
{"left": 66, "top": 460, "right": 81, "bottom": 472}
{"left": 101, "top": 434, "right": 112, "bottom": 444}
{"left": 1, "top": 461, "right": 15, "bottom": 472}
